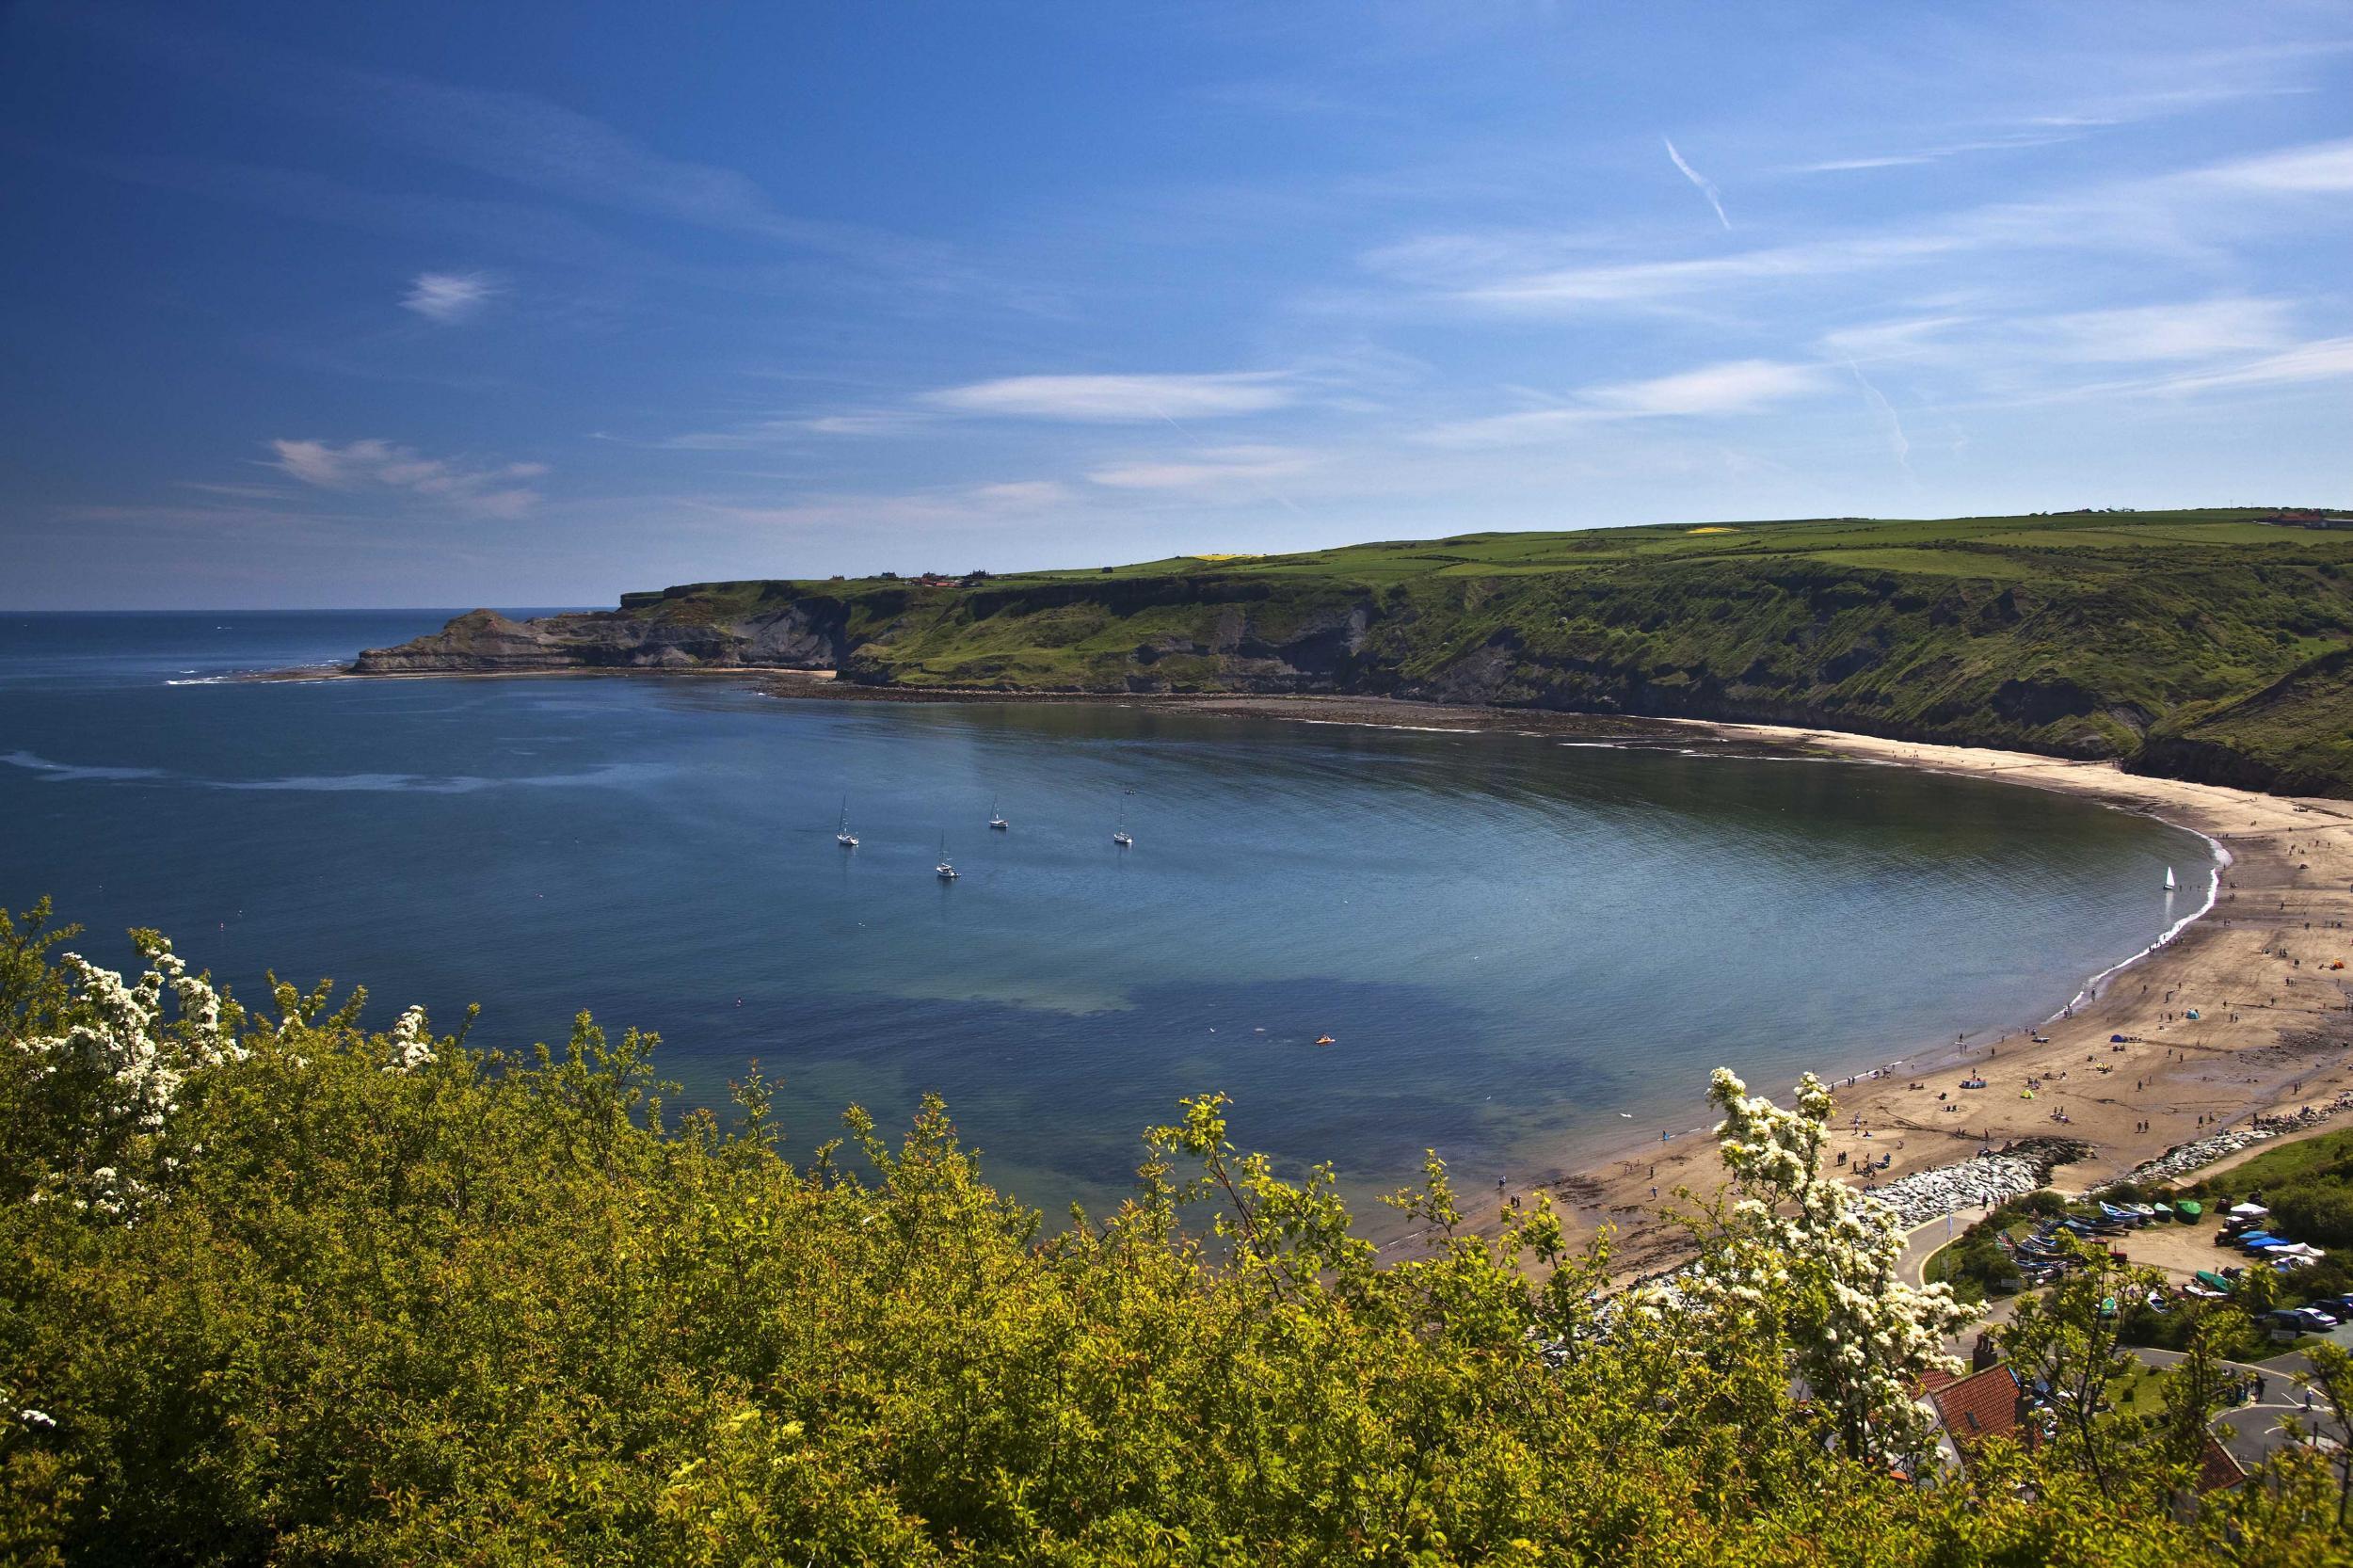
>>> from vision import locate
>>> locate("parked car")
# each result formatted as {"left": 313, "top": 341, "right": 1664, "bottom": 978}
{"left": 2317, "top": 1293, "right": 2353, "bottom": 1318}
{"left": 2275, "top": 1306, "right": 2340, "bottom": 1333}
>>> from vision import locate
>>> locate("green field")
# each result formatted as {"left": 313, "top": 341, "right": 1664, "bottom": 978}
{"left": 592, "top": 508, "right": 2353, "bottom": 795}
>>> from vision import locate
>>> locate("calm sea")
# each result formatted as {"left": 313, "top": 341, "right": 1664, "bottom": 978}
{"left": 0, "top": 611, "right": 2208, "bottom": 1219}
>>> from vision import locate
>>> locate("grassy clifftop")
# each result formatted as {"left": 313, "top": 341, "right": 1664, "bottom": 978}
{"left": 603, "top": 509, "right": 2353, "bottom": 792}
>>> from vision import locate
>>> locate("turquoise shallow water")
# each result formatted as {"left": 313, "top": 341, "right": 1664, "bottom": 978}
{"left": 0, "top": 612, "right": 2209, "bottom": 1219}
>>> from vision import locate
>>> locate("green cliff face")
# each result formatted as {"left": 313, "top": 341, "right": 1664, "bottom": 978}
{"left": 360, "top": 508, "right": 2353, "bottom": 794}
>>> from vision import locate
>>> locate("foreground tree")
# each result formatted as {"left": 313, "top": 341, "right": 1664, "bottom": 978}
{"left": 1999, "top": 1238, "right": 2165, "bottom": 1497}
{"left": 2158, "top": 1302, "right": 2236, "bottom": 1471}
{"left": 0, "top": 910, "right": 2345, "bottom": 1562}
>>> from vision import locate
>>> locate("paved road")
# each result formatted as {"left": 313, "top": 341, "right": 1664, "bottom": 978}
{"left": 2122, "top": 1344, "right": 2345, "bottom": 1468}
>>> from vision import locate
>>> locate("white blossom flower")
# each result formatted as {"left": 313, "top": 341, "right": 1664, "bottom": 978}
{"left": 386, "top": 1005, "right": 435, "bottom": 1072}
{"left": 1685, "top": 1067, "right": 1976, "bottom": 1465}
{"left": 17, "top": 934, "right": 244, "bottom": 1221}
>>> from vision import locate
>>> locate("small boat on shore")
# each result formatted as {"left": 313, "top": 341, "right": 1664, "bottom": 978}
{"left": 836, "top": 797, "right": 857, "bottom": 849}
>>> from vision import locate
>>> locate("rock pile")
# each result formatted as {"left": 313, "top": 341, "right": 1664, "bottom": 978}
{"left": 2111, "top": 1091, "right": 2353, "bottom": 1189}
{"left": 1865, "top": 1151, "right": 2048, "bottom": 1226}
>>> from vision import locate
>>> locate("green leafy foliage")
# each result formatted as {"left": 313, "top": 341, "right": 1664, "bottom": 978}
{"left": 0, "top": 911, "right": 2345, "bottom": 1562}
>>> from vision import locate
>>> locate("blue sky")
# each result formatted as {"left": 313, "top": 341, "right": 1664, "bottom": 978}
{"left": 4, "top": 1, "right": 2350, "bottom": 607}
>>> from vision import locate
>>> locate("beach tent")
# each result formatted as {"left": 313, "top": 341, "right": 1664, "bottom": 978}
{"left": 2110, "top": 1034, "right": 2128, "bottom": 1043}
{"left": 2231, "top": 1203, "right": 2269, "bottom": 1218}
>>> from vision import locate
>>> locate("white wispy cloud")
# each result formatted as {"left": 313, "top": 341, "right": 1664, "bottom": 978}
{"left": 1818, "top": 298, "right": 2298, "bottom": 382}
{"left": 967, "top": 480, "right": 1075, "bottom": 508}
{"left": 1426, "top": 232, "right": 1961, "bottom": 311}
{"left": 1375, "top": 134, "right": 2353, "bottom": 318}
{"left": 1421, "top": 360, "right": 1832, "bottom": 447}
{"left": 1785, "top": 133, "right": 2083, "bottom": 175}
{"left": 1591, "top": 359, "right": 1830, "bottom": 416}
{"left": 2041, "top": 298, "right": 2297, "bottom": 362}
{"left": 924, "top": 373, "right": 1294, "bottom": 422}
{"left": 1086, "top": 445, "right": 1319, "bottom": 491}
{"left": 681, "top": 478, "right": 1075, "bottom": 530}
{"left": 1818, "top": 315, "right": 1977, "bottom": 363}
{"left": 2154, "top": 336, "right": 2353, "bottom": 394}
{"left": 2191, "top": 136, "right": 2353, "bottom": 194}
{"left": 400, "top": 270, "right": 497, "bottom": 323}
{"left": 1663, "top": 136, "right": 1730, "bottom": 229}
{"left": 634, "top": 409, "right": 925, "bottom": 451}
{"left": 802, "top": 411, "right": 920, "bottom": 436}
{"left": 267, "top": 439, "right": 547, "bottom": 519}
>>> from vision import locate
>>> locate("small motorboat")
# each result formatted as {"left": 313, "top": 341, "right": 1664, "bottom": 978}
{"left": 1314, "top": 1034, "right": 1336, "bottom": 1047}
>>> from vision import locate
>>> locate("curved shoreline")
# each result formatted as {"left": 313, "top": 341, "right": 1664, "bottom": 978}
{"left": 1556, "top": 717, "right": 2353, "bottom": 1272}
{"left": 2061, "top": 842, "right": 2226, "bottom": 1020}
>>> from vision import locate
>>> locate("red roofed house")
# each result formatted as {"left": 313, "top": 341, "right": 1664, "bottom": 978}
{"left": 1928, "top": 1364, "right": 2027, "bottom": 1471}
{"left": 2197, "top": 1433, "right": 2247, "bottom": 1494}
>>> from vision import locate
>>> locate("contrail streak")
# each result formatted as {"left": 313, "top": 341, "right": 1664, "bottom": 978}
{"left": 1663, "top": 136, "right": 1731, "bottom": 230}
{"left": 1845, "top": 360, "right": 1914, "bottom": 480}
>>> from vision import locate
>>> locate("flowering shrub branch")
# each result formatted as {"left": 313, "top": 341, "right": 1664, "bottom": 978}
{"left": 1683, "top": 1067, "right": 1974, "bottom": 1465}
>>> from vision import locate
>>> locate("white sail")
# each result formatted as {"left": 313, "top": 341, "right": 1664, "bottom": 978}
{"left": 2164, "top": 866, "right": 2176, "bottom": 890}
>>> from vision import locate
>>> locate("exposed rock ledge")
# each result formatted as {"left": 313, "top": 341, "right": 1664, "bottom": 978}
{"left": 353, "top": 605, "right": 845, "bottom": 675}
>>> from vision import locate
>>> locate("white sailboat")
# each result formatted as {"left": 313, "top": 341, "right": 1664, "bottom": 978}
{"left": 988, "top": 795, "right": 1009, "bottom": 831}
{"left": 2164, "top": 866, "right": 2177, "bottom": 891}
{"left": 1112, "top": 794, "right": 1132, "bottom": 848}
{"left": 836, "top": 797, "right": 857, "bottom": 849}
{"left": 936, "top": 833, "right": 958, "bottom": 881}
